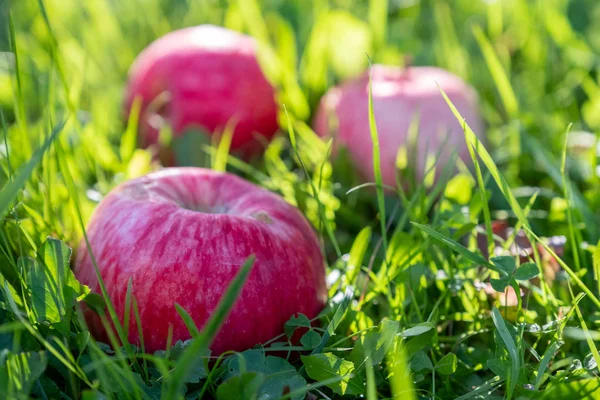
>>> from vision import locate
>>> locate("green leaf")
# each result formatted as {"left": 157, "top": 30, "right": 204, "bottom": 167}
{"left": 350, "top": 318, "right": 399, "bottom": 366}
{"left": 225, "top": 350, "right": 306, "bottom": 400}
{"left": 165, "top": 340, "right": 210, "bottom": 384}
{"left": 284, "top": 313, "right": 311, "bottom": 339}
{"left": 491, "top": 256, "right": 516, "bottom": 275}
{"left": 216, "top": 372, "right": 264, "bottom": 400}
{"left": 301, "top": 353, "right": 364, "bottom": 396}
{"left": 487, "top": 358, "right": 510, "bottom": 380}
{"left": 436, "top": 353, "right": 458, "bottom": 375}
{"left": 83, "top": 293, "right": 105, "bottom": 313}
{"left": 312, "top": 289, "right": 353, "bottom": 354}
{"left": 410, "top": 351, "right": 433, "bottom": 372}
{"left": 1, "top": 351, "right": 47, "bottom": 396}
{"left": 490, "top": 277, "right": 511, "bottom": 293}
{"left": 541, "top": 378, "right": 600, "bottom": 399}
{"left": 404, "top": 327, "right": 436, "bottom": 360}
{"left": 514, "top": 263, "right": 540, "bottom": 281}
{"left": 300, "top": 330, "right": 321, "bottom": 350}
{"left": 401, "top": 322, "right": 435, "bottom": 338}
{"left": 444, "top": 173, "right": 475, "bottom": 205}
{"left": 26, "top": 237, "right": 89, "bottom": 330}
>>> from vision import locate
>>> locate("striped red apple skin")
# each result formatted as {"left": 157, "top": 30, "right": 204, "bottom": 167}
{"left": 125, "top": 25, "right": 279, "bottom": 156}
{"left": 74, "top": 168, "right": 327, "bottom": 354}
{"left": 314, "top": 65, "right": 485, "bottom": 187}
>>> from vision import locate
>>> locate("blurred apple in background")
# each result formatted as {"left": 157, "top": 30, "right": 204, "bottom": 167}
{"left": 125, "top": 25, "right": 279, "bottom": 162}
{"left": 313, "top": 65, "right": 485, "bottom": 189}
{"left": 75, "top": 168, "right": 327, "bottom": 354}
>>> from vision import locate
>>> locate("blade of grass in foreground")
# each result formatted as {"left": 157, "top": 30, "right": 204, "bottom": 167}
{"left": 0, "top": 120, "right": 64, "bottom": 223}
{"left": 367, "top": 61, "right": 388, "bottom": 262}
{"left": 369, "top": 0, "right": 388, "bottom": 50}
{"left": 212, "top": 118, "right": 237, "bottom": 172}
{"left": 365, "top": 346, "right": 378, "bottom": 400}
{"left": 491, "top": 308, "right": 519, "bottom": 400}
{"left": 411, "top": 222, "right": 496, "bottom": 271}
{"left": 163, "top": 255, "right": 255, "bottom": 399}
{"left": 524, "top": 226, "right": 600, "bottom": 309}
{"left": 438, "top": 87, "right": 529, "bottom": 227}
{"left": 3, "top": 282, "right": 92, "bottom": 386}
{"left": 463, "top": 119, "right": 495, "bottom": 260}
{"left": 8, "top": 12, "right": 29, "bottom": 144}
{"left": 388, "top": 337, "right": 416, "bottom": 400}
{"left": 568, "top": 282, "right": 600, "bottom": 372}
{"left": 455, "top": 376, "right": 503, "bottom": 400}
{"left": 524, "top": 134, "right": 598, "bottom": 241}
{"left": 534, "top": 340, "right": 563, "bottom": 390}
{"left": 284, "top": 106, "right": 341, "bottom": 257}
{"left": 55, "top": 138, "right": 147, "bottom": 390}
{"left": 438, "top": 86, "right": 550, "bottom": 292}
{"left": 472, "top": 25, "right": 518, "bottom": 119}
{"left": 559, "top": 125, "right": 583, "bottom": 271}
{"left": 120, "top": 97, "right": 142, "bottom": 163}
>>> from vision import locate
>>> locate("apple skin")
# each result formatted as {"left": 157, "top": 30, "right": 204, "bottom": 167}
{"left": 74, "top": 168, "right": 327, "bottom": 355}
{"left": 125, "top": 25, "right": 279, "bottom": 156}
{"left": 313, "top": 65, "right": 485, "bottom": 187}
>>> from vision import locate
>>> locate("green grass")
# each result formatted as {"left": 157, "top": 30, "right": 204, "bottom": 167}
{"left": 2, "top": 0, "right": 600, "bottom": 398}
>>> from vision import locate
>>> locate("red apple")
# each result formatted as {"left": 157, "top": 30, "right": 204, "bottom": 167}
{"left": 74, "top": 168, "right": 327, "bottom": 354}
{"left": 125, "top": 25, "right": 279, "bottom": 157}
{"left": 314, "top": 65, "right": 485, "bottom": 187}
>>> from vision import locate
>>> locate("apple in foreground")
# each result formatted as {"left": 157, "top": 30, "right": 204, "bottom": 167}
{"left": 125, "top": 25, "right": 279, "bottom": 157}
{"left": 74, "top": 168, "right": 327, "bottom": 354}
{"left": 313, "top": 65, "right": 485, "bottom": 188}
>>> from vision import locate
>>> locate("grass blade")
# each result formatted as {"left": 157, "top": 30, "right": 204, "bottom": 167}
{"left": 120, "top": 97, "right": 142, "bottom": 163}
{"left": 284, "top": 106, "right": 341, "bottom": 257}
{"left": 164, "top": 255, "right": 255, "bottom": 399}
{"left": 534, "top": 340, "right": 563, "bottom": 390}
{"left": 174, "top": 303, "right": 200, "bottom": 338}
{"left": 438, "top": 87, "right": 528, "bottom": 226}
{"left": 472, "top": 25, "right": 518, "bottom": 118}
{"left": 369, "top": 0, "right": 388, "bottom": 49}
{"left": 568, "top": 282, "right": 600, "bottom": 375}
{"left": 388, "top": 337, "right": 416, "bottom": 400}
{"left": 411, "top": 222, "right": 494, "bottom": 270}
{"left": 213, "top": 118, "right": 236, "bottom": 172}
{"left": 523, "top": 226, "right": 600, "bottom": 309}
{"left": 0, "top": 121, "right": 64, "bottom": 223}
{"left": 367, "top": 62, "right": 388, "bottom": 256}
{"left": 491, "top": 307, "right": 519, "bottom": 399}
